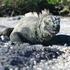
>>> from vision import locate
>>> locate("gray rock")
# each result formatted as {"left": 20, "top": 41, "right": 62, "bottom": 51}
{"left": 0, "top": 43, "right": 63, "bottom": 70}
{"left": 0, "top": 27, "right": 13, "bottom": 37}
{"left": 10, "top": 13, "right": 60, "bottom": 44}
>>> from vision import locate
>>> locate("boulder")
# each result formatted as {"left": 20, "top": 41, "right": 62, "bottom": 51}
{"left": 10, "top": 12, "right": 60, "bottom": 44}
{"left": 0, "top": 26, "right": 13, "bottom": 37}
{"left": 0, "top": 28, "right": 13, "bottom": 37}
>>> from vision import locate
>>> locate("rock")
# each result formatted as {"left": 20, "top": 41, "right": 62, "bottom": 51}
{"left": 59, "top": 6, "right": 70, "bottom": 16}
{"left": 0, "top": 43, "right": 63, "bottom": 70}
{"left": 10, "top": 12, "right": 60, "bottom": 44}
{"left": 0, "top": 27, "right": 13, "bottom": 37}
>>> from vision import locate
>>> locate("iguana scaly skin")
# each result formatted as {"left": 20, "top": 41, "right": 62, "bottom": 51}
{"left": 10, "top": 12, "right": 60, "bottom": 44}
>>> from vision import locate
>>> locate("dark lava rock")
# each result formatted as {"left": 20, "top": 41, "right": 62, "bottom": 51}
{"left": 0, "top": 42, "right": 63, "bottom": 70}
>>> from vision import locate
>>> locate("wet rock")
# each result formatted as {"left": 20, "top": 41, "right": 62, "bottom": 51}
{"left": 0, "top": 28, "right": 13, "bottom": 37}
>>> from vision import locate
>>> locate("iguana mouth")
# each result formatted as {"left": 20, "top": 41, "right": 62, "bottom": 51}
{"left": 46, "top": 28, "right": 56, "bottom": 35}
{"left": 44, "top": 26, "right": 56, "bottom": 34}
{"left": 44, "top": 24, "right": 60, "bottom": 35}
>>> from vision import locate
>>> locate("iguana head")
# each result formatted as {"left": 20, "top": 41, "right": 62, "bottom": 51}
{"left": 39, "top": 15, "right": 60, "bottom": 39}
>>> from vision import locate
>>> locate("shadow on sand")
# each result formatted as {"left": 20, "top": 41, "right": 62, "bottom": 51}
{"left": 43, "top": 35, "right": 70, "bottom": 46}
